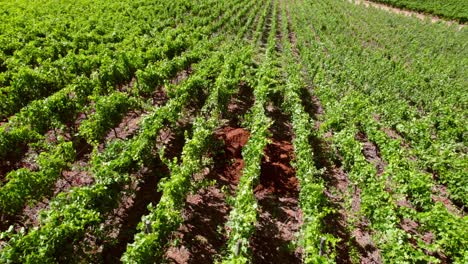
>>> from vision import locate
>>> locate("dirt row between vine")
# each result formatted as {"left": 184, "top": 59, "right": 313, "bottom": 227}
{"left": 164, "top": 80, "right": 254, "bottom": 263}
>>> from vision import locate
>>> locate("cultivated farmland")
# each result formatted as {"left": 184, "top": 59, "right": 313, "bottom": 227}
{"left": 0, "top": 0, "right": 466, "bottom": 263}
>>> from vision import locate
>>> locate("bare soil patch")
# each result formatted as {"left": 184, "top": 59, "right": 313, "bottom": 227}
{"left": 165, "top": 186, "right": 229, "bottom": 264}
{"left": 350, "top": 185, "right": 383, "bottom": 264}
{"left": 355, "top": 131, "right": 386, "bottom": 175}
{"left": 226, "top": 81, "right": 254, "bottom": 128}
{"left": 171, "top": 67, "right": 192, "bottom": 86}
{"left": 256, "top": 141, "right": 297, "bottom": 195}
{"left": 251, "top": 139, "right": 302, "bottom": 264}
{"left": 103, "top": 111, "right": 143, "bottom": 144}
{"left": 431, "top": 184, "right": 466, "bottom": 217}
{"left": 0, "top": 145, "right": 37, "bottom": 182}
{"left": 164, "top": 126, "right": 249, "bottom": 263}
{"left": 0, "top": 135, "right": 93, "bottom": 232}
{"left": 214, "top": 127, "right": 250, "bottom": 186}
{"left": 321, "top": 165, "right": 355, "bottom": 264}
{"left": 99, "top": 163, "right": 166, "bottom": 263}
{"left": 249, "top": 93, "right": 302, "bottom": 263}
{"left": 398, "top": 217, "right": 449, "bottom": 263}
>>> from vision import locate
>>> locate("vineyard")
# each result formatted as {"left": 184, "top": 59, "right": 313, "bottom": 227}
{"left": 0, "top": 0, "right": 466, "bottom": 263}
{"left": 369, "top": 0, "right": 468, "bottom": 22}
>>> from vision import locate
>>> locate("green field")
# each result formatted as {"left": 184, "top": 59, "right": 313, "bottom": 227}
{"left": 0, "top": 0, "right": 466, "bottom": 263}
{"left": 371, "top": 0, "right": 468, "bottom": 22}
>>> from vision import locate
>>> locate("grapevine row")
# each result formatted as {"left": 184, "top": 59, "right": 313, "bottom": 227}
{"left": 289, "top": 0, "right": 467, "bottom": 262}
{"left": 0, "top": 0, "right": 261, "bottom": 261}
{"left": 122, "top": 43, "right": 254, "bottom": 263}
{"left": 0, "top": 0, "right": 251, "bottom": 216}
{"left": 222, "top": 0, "right": 279, "bottom": 262}
{"left": 277, "top": 1, "right": 339, "bottom": 262}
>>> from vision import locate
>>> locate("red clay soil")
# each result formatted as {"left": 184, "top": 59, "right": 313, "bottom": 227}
{"left": 171, "top": 67, "right": 192, "bottom": 86}
{"left": 250, "top": 139, "right": 302, "bottom": 264}
{"left": 98, "top": 164, "right": 165, "bottom": 263}
{"left": 56, "top": 159, "right": 95, "bottom": 194}
{"left": 0, "top": 146, "right": 38, "bottom": 182}
{"left": 164, "top": 126, "right": 249, "bottom": 263}
{"left": 165, "top": 186, "right": 230, "bottom": 264}
{"left": 226, "top": 81, "right": 254, "bottom": 128}
{"left": 355, "top": 131, "right": 386, "bottom": 176}
{"left": 399, "top": 217, "right": 449, "bottom": 263}
{"left": 104, "top": 84, "right": 169, "bottom": 146}
{"left": 102, "top": 110, "right": 143, "bottom": 146}
{"left": 214, "top": 127, "right": 250, "bottom": 186}
{"left": 162, "top": 82, "right": 252, "bottom": 263}
{"left": 255, "top": 141, "right": 298, "bottom": 195}
{"left": 431, "top": 184, "right": 465, "bottom": 216}
{"left": 349, "top": 185, "right": 383, "bottom": 264}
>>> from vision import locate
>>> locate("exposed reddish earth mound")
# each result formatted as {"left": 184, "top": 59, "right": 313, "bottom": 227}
{"left": 215, "top": 127, "right": 250, "bottom": 185}
{"left": 256, "top": 140, "right": 298, "bottom": 195}
{"left": 251, "top": 139, "right": 302, "bottom": 264}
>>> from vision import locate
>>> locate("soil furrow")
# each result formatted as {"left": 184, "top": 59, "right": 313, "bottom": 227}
{"left": 260, "top": 0, "right": 274, "bottom": 49}
{"left": 84, "top": 123, "right": 186, "bottom": 263}
{"left": 250, "top": 95, "right": 302, "bottom": 263}
{"left": 164, "top": 83, "right": 254, "bottom": 263}
{"left": 0, "top": 66, "right": 193, "bottom": 249}
{"left": 164, "top": 126, "right": 249, "bottom": 264}
{"left": 355, "top": 131, "right": 386, "bottom": 176}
